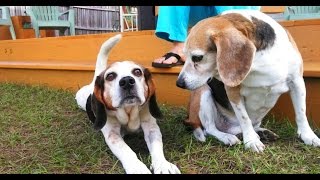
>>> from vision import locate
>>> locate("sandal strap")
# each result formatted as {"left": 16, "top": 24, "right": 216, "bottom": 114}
{"left": 163, "top": 52, "right": 181, "bottom": 61}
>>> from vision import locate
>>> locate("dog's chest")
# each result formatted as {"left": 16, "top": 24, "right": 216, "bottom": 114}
{"left": 115, "top": 106, "right": 141, "bottom": 132}
{"left": 240, "top": 81, "right": 289, "bottom": 121}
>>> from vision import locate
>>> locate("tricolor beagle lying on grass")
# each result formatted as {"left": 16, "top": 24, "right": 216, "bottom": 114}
{"left": 75, "top": 34, "right": 180, "bottom": 174}
{"left": 176, "top": 10, "right": 320, "bottom": 152}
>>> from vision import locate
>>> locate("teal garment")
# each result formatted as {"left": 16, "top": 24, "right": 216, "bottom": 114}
{"left": 155, "top": 6, "right": 261, "bottom": 42}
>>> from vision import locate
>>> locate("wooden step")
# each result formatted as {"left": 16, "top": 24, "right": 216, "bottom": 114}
{"left": 1, "top": 60, "right": 319, "bottom": 77}
{"left": 1, "top": 19, "right": 320, "bottom": 127}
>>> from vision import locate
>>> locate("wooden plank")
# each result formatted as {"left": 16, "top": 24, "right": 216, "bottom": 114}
{"left": 0, "top": 68, "right": 92, "bottom": 91}
{"left": 0, "top": 26, "right": 12, "bottom": 40}
{"left": 285, "top": 24, "right": 320, "bottom": 62}
{"left": 75, "top": 26, "right": 114, "bottom": 31}
{"left": 0, "top": 30, "right": 171, "bottom": 65}
{"left": 1, "top": 26, "right": 319, "bottom": 75}
{"left": 261, "top": 6, "right": 286, "bottom": 13}
{"left": 303, "top": 61, "right": 320, "bottom": 77}
{"left": 2, "top": 60, "right": 319, "bottom": 77}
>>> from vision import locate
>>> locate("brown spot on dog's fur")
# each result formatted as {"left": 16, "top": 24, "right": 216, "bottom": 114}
{"left": 143, "top": 68, "right": 156, "bottom": 101}
{"left": 222, "top": 13, "right": 255, "bottom": 40}
{"left": 222, "top": 13, "right": 275, "bottom": 51}
{"left": 93, "top": 71, "right": 105, "bottom": 104}
{"left": 184, "top": 86, "right": 207, "bottom": 129}
{"left": 143, "top": 67, "right": 162, "bottom": 119}
{"left": 186, "top": 16, "right": 232, "bottom": 52}
{"left": 225, "top": 85, "right": 241, "bottom": 104}
{"left": 94, "top": 69, "right": 116, "bottom": 111}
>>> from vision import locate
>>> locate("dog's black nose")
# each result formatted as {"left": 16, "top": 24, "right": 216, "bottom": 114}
{"left": 176, "top": 78, "right": 186, "bottom": 89}
{"left": 119, "top": 76, "right": 135, "bottom": 90}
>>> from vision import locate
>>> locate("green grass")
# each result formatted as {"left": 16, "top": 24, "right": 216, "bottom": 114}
{"left": 0, "top": 83, "right": 320, "bottom": 174}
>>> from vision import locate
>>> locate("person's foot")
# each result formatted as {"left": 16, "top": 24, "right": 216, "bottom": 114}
{"left": 152, "top": 42, "right": 186, "bottom": 67}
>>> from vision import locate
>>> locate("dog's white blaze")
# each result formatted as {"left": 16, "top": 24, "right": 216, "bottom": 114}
{"left": 105, "top": 61, "right": 146, "bottom": 108}
{"left": 190, "top": 49, "right": 205, "bottom": 56}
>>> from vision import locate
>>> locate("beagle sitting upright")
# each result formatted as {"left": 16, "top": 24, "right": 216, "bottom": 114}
{"left": 75, "top": 34, "right": 180, "bottom": 174}
{"left": 176, "top": 10, "right": 320, "bottom": 152}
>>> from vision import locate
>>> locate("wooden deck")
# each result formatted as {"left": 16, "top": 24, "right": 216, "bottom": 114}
{"left": 1, "top": 19, "right": 320, "bottom": 127}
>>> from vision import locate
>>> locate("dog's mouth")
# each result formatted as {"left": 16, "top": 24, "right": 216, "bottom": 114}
{"left": 120, "top": 95, "right": 141, "bottom": 105}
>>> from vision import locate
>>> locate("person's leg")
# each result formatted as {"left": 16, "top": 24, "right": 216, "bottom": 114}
{"left": 153, "top": 6, "right": 190, "bottom": 66}
{"left": 214, "top": 6, "right": 261, "bottom": 14}
{"left": 153, "top": 6, "right": 216, "bottom": 67}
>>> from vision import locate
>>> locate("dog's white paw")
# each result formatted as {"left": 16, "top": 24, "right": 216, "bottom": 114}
{"left": 299, "top": 132, "right": 320, "bottom": 147}
{"left": 151, "top": 160, "right": 181, "bottom": 174}
{"left": 219, "top": 134, "right": 241, "bottom": 146}
{"left": 193, "top": 127, "right": 206, "bottom": 142}
{"left": 123, "top": 159, "right": 152, "bottom": 174}
{"left": 243, "top": 133, "right": 265, "bottom": 152}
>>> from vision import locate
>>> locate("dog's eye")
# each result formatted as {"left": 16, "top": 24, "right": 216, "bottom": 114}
{"left": 106, "top": 72, "right": 117, "bottom": 81}
{"left": 192, "top": 55, "right": 203, "bottom": 63}
{"left": 132, "top": 68, "right": 142, "bottom": 77}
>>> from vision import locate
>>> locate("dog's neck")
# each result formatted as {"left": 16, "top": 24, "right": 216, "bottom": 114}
{"left": 107, "top": 105, "right": 141, "bottom": 132}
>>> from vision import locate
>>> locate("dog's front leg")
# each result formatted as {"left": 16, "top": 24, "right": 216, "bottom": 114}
{"left": 100, "top": 118, "right": 151, "bottom": 174}
{"left": 289, "top": 76, "right": 320, "bottom": 146}
{"left": 225, "top": 86, "right": 265, "bottom": 152}
{"left": 140, "top": 113, "right": 181, "bottom": 174}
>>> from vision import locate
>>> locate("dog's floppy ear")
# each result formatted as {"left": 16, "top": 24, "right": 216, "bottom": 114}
{"left": 144, "top": 68, "right": 163, "bottom": 119}
{"left": 90, "top": 74, "right": 107, "bottom": 130}
{"left": 210, "top": 28, "right": 256, "bottom": 87}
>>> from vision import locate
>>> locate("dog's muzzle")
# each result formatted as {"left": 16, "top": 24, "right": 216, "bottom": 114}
{"left": 176, "top": 75, "right": 186, "bottom": 89}
{"left": 119, "top": 76, "right": 135, "bottom": 90}
{"left": 119, "top": 76, "right": 140, "bottom": 105}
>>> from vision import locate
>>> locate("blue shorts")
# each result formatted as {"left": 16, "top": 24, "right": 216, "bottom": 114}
{"left": 155, "top": 6, "right": 261, "bottom": 42}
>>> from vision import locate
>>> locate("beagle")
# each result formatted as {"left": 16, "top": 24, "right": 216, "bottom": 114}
{"left": 176, "top": 10, "right": 320, "bottom": 152}
{"left": 75, "top": 34, "right": 180, "bottom": 174}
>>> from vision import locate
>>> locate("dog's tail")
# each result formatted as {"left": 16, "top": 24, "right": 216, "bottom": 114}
{"left": 75, "top": 34, "right": 122, "bottom": 111}
{"left": 93, "top": 34, "right": 122, "bottom": 80}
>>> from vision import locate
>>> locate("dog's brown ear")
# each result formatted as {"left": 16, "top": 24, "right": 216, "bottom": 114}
{"left": 210, "top": 28, "right": 256, "bottom": 87}
{"left": 90, "top": 74, "right": 107, "bottom": 130}
{"left": 144, "top": 68, "right": 163, "bottom": 119}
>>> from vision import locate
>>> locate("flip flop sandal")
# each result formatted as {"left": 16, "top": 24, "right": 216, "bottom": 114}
{"left": 152, "top": 52, "right": 184, "bottom": 68}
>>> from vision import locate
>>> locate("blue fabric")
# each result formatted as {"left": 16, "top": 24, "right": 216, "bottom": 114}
{"left": 155, "top": 6, "right": 261, "bottom": 42}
